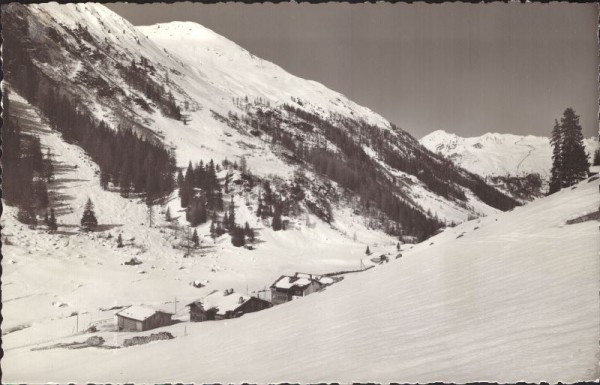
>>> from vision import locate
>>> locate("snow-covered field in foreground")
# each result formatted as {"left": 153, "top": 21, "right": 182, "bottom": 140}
{"left": 4, "top": 165, "right": 599, "bottom": 382}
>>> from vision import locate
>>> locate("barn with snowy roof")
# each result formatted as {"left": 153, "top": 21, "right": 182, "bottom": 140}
{"left": 270, "top": 272, "right": 331, "bottom": 305}
{"left": 187, "top": 289, "right": 272, "bottom": 322}
{"left": 116, "top": 305, "right": 173, "bottom": 332}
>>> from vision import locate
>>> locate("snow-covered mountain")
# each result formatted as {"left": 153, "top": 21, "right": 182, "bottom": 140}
{"left": 2, "top": 3, "right": 598, "bottom": 383}
{"left": 3, "top": 2, "right": 518, "bottom": 233}
{"left": 420, "top": 129, "right": 598, "bottom": 200}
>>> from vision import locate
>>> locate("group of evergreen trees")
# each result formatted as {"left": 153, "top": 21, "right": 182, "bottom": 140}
{"left": 3, "top": 88, "right": 100, "bottom": 234}
{"left": 208, "top": 197, "right": 254, "bottom": 247}
{"left": 178, "top": 160, "right": 260, "bottom": 247}
{"left": 5, "top": 16, "right": 177, "bottom": 205}
{"left": 240, "top": 104, "right": 443, "bottom": 239}
{"left": 232, "top": 102, "right": 523, "bottom": 240}
{"left": 549, "top": 108, "right": 590, "bottom": 194}
{"left": 255, "top": 181, "right": 280, "bottom": 229}
{"left": 119, "top": 58, "right": 181, "bottom": 120}
{"left": 3, "top": 90, "right": 53, "bottom": 225}
{"left": 178, "top": 160, "right": 224, "bottom": 225}
{"left": 43, "top": 92, "right": 177, "bottom": 201}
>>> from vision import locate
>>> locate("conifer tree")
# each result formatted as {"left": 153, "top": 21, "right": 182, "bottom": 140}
{"left": 181, "top": 162, "right": 194, "bottom": 208}
{"left": 192, "top": 229, "right": 200, "bottom": 248}
{"left": 549, "top": 119, "right": 564, "bottom": 194}
{"left": 244, "top": 221, "right": 254, "bottom": 241}
{"left": 231, "top": 225, "right": 246, "bottom": 247}
{"left": 560, "top": 108, "right": 590, "bottom": 188}
{"left": 81, "top": 198, "right": 98, "bottom": 232}
{"left": 365, "top": 246, "right": 371, "bottom": 256}
{"left": 228, "top": 197, "right": 236, "bottom": 229}
{"left": 147, "top": 203, "right": 154, "bottom": 228}
{"left": 33, "top": 180, "right": 49, "bottom": 209}
{"left": 549, "top": 109, "right": 591, "bottom": 193}
{"left": 222, "top": 212, "right": 230, "bottom": 231}
{"left": 165, "top": 207, "right": 172, "bottom": 222}
{"left": 216, "top": 189, "right": 224, "bottom": 212}
{"left": 272, "top": 204, "right": 283, "bottom": 231}
{"left": 256, "top": 192, "right": 265, "bottom": 218}
{"left": 187, "top": 197, "right": 208, "bottom": 227}
{"left": 177, "top": 169, "right": 184, "bottom": 189}
{"left": 263, "top": 181, "right": 274, "bottom": 208}
{"left": 117, "top": 233, "right": 124, "bottom": 248}
{"left": 240, "top": 156, "right": 248, "bottom": 176}
{"left": 47, "top": 208, "right": 58, "bottom": 231}
{"left": 100, "top": 170, "right": 110, "bottom": 190}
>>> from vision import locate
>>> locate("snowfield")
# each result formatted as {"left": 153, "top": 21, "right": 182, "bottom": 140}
{"left": 4, "top": 152, "right": 599, "bottom": 382}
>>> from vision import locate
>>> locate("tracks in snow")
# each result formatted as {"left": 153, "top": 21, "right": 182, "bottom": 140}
{"left": 514, "top": 137, "right": 537, "bottom": 175}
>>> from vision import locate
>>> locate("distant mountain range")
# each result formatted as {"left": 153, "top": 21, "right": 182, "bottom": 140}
{"left": 420, "top": 130, "right": 598, "bottom": 200}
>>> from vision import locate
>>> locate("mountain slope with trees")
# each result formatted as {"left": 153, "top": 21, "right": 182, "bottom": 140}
{"left": 2, "top": 2, "right": 517, "bottom": 241}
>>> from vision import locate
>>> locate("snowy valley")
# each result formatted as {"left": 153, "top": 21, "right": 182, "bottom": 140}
{"left": 1, "top": 2, "right": 599, "bottom": 383}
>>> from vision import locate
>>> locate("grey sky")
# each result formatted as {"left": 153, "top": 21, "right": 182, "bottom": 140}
{"left": 107, "top": 2, "right": 599, "bottom": 139}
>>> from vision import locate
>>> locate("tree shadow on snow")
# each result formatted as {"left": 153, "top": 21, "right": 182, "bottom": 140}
{"left": 95, "top": 224, "right": 124, "bottom": 232}
{"left": 52, "top": 229, "right": 79, "bottom": 236}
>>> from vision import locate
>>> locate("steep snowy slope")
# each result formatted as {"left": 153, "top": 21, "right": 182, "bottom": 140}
{"left": 137, "top": 21, "right": 390, "bottom": 129}
{"left": 4, "top": 168, "right": 599, "bottom": 383}
{"left": 421, "top": 129, "right": 598, "bottom": 178}
{"left": 3, "top": 2, "right": 518, "bottom": 230}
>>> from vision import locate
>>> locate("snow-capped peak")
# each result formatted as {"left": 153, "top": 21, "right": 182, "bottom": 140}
{"left": 420, "top": 130, "right": 598, "bottom": 178}
{"left": 421, "top": 129, "right": 455, "bottom": 139}
{"left": 140, "top": 21, "right": 246, "bottom": 53}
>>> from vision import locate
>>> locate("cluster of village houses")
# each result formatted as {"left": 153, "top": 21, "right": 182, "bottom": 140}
{"left": 116, "top": 272, "right": 336, "bottom": 332}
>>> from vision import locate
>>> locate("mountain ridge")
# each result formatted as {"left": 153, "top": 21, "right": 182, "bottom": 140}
{"left": 420, "top": 129, "right": 598, "bottom": 201}
{"left": 421, "top": 129, "right": 597, "bottom": 178}
{"left": 4, "top": 2, "right": 517, "bottom": 239}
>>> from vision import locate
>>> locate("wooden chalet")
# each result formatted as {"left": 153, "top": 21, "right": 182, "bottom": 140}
{"left": 116, "top": 305, "right": 173, "bottom": 332}
{"left": 187, "top": 289, "right": 272, "bottom": 322}
{"left": 270, "top": 272, "right": 333, "bottom": 305}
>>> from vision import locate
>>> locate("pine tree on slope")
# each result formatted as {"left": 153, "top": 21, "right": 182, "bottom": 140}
{"left": 272, "top": 204, "right": 283, "bottom": 231}
{"left": 47, "top": 208, "right": 58, "bottom": 231}
{"left": 549, "top": 119, "right": 564, "bottom": 194}
{"left": 230, "top": 225, "right": 246, "bottom": 247}
{"left": 560, "top": 108, "right": 590, "bottom": 188}
{"left": 81, "top": 198, "right": 98, "bottom": 232}
{"left": 228, "top": 197, "right": 236, "bottom": 229}
{"left": 192, "top": 229, "right": 200, "bottom": 248}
